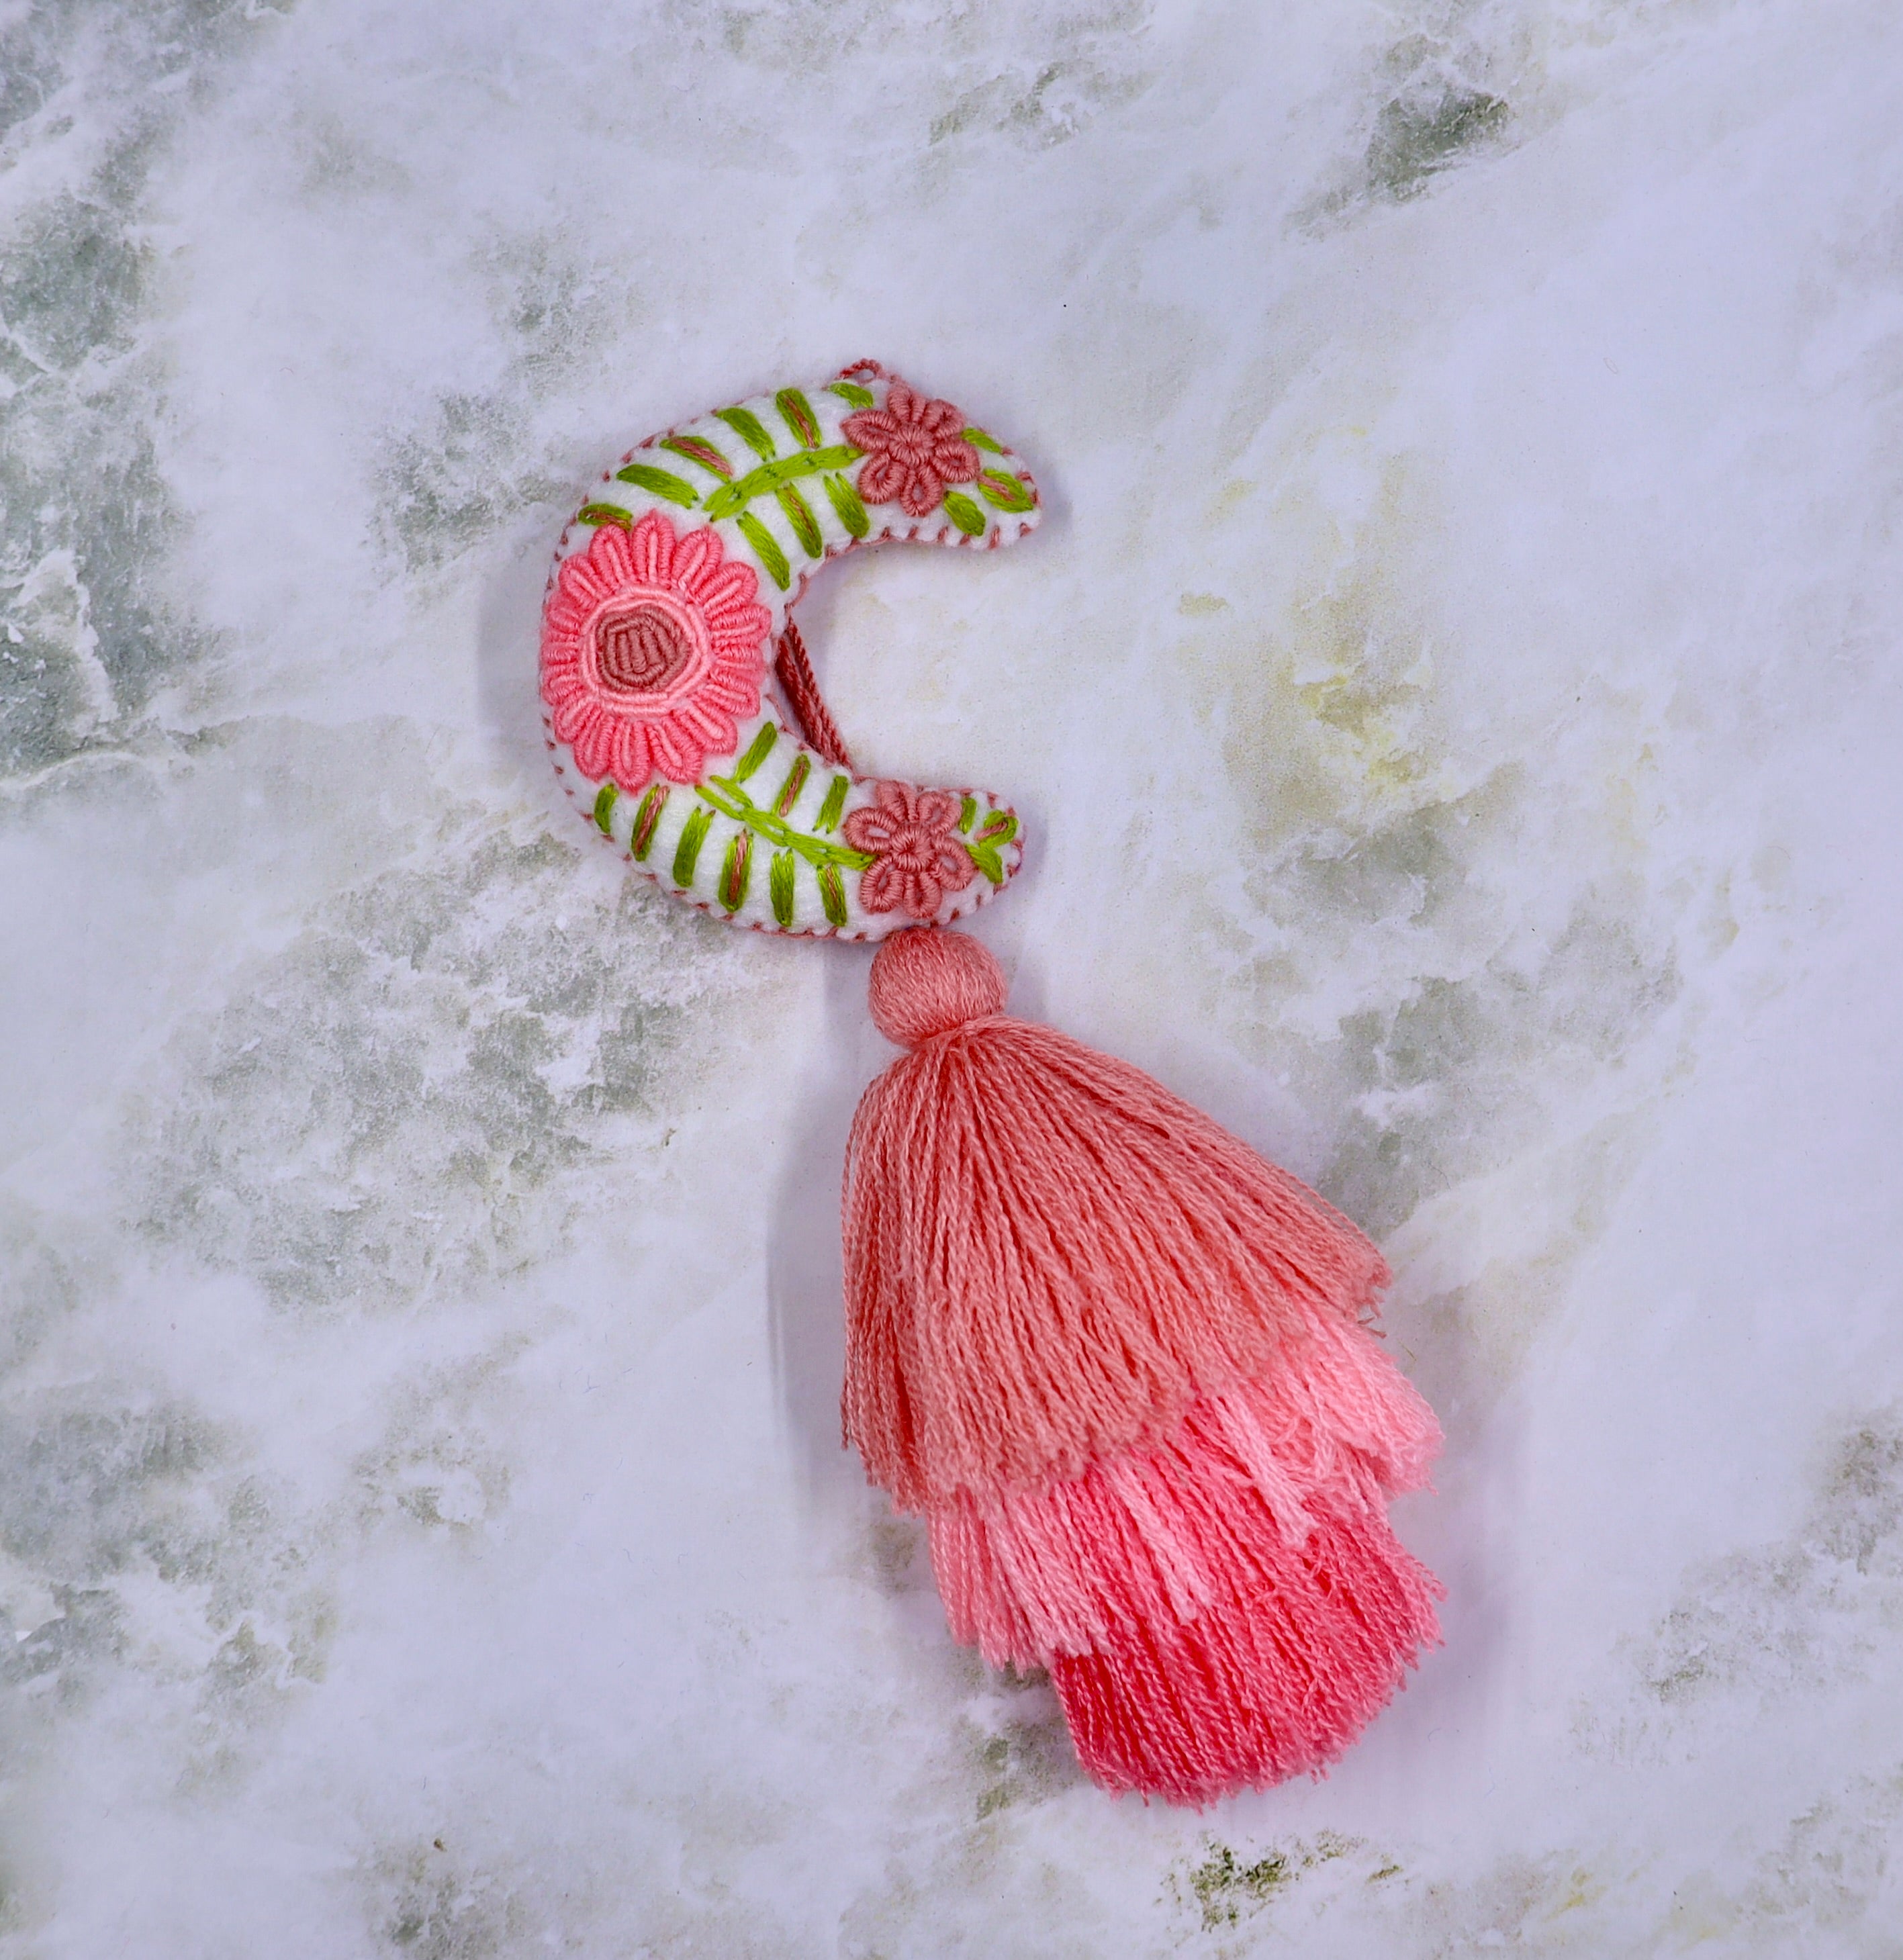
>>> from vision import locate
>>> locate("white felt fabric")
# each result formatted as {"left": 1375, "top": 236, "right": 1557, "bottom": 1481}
{"left": 540, "top": 367, "right": 1037, "bottom": 939}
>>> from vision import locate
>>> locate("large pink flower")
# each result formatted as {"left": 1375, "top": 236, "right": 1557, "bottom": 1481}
{"left": 843, "top": 781, "right": 978, "bottom": 919}
{"left": 541, "top": 510, "right": 771, "bottom": 790}
{"left": 842, "top": 380, "right": 980, "bottom": 520}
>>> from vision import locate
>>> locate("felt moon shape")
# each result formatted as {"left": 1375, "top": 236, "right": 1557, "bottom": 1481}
{"left": 539, "top": 361, "right": 1040, "bottom": 939}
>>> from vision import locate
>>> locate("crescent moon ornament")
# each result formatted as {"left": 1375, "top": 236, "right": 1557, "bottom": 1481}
{"left": 535, "top": 364, "right": 1444, "bottom": 1806}
{"left": 540, "top": 361, "right": 1038, "bottom": 938}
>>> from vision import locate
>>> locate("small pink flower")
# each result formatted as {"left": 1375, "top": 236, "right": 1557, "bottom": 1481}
{"left": 541, "top": 510, "right": 771, "bottom": 790}
{"left": 843, "top": 780, "right": 979, "bottom": 920}
{"left": 842, "top": 380, "right": 980, "bottom": 520}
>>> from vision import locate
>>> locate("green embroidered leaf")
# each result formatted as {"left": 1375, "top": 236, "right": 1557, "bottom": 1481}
{"left": 964, "top": 841, "right": 1008, "bottom": 885}
{"left": 714, "top": 406, "right": 777, "bottom": 461}
{"left": 829, "top": 380, "right": 876, "bottom": 409}
{"left": 773, "top": 751, "right": 810, "bottom": 818}
{"left": 963, "top": 427, "right": 1005, "bottom": 453}
{"left": 660, "top": 434, "right": 733, "bottom": 480}
{"left": 943, "top": 491, "right": 986, "bottom": 537}
{"left": 976, "top": 469, "right": 1035, "bottom": 513}
{"left": 819, "top": 864, "right": 849, "bottom": 929}
{"left": 733, "top": 721, "right": 778, "bottom": 784}
{"left": 703, "top": 446, "right": 862, "bottom": 521}
{"left": 964, "top": 813, "right": 1017, "bottom": 886}
{"left": 614, "top": 462, "right": 699, "bottom": 508}
{"left": 592, "top": 782, "right": 618, "bottom": 835}
{"left": 696, "top": 776, "right": 874, "bottom": 872}
{"left": 777, "top": 483, "right": 823, "bottom": 558}
{"left": 735, "top": 511, "right": 790, "bottom": 590}
{"left": 814, "top": 774, "right": 849, "bottom": 835}
{"left": 776, "top": 388, "right": 822, "bottom": 450}
{"left": 957, "top": 794, "right": 977, "bottom": 835}
{"left": 577, "top": 502, "right": 633, "bottom": 529}
{"left": 718, "top": 831, "right": 752, "bottom": 913}
{"left": 822, "top": 471, "right": 870, "bottom": 540}
{"left": 770, "top": 849, "right": 797, "bottom": 928}
{"left": 673, "top": 806, "right": 714, "bottom": 887}
{"left": 631, "top": 784, "right": 669, "bottom": 861}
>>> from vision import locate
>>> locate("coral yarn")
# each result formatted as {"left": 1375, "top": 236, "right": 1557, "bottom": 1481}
{"left": 846, "top": 935, "right": 1391, "bottom": 1507}
{"left": 597, "top": 601, "right": 696, "bottom": 697}
{"left": 843, "top": 927, "right": 1443, "bottom": 1804}
{"left": 866, "top": 913, "right": 1007, "bottom": 1045}
{"left": 773, "top": 620, "right": 853, "bottom": 770}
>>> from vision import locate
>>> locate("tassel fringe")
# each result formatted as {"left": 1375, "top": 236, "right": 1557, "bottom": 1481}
{"left": 843, "top": 927, "right": 1444, "bottom": 1804}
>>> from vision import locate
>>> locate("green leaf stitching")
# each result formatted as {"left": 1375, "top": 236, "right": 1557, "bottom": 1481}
{"left": 703, "top": 446, "right": 862, "bottom": 522}
{"left": 976, "top": 469, "right": 1035, "bottom": 513}
{"left": 696, "top": 775, "right": 874, "bottom": 874}
{"left": 674, "top": 805, "right": 714, "bottom": 887}
{"left": 577, "top": 502, "right": 632, "bottom": 529}
{"left": 631, "top": 784, "right": 669, "bottom": 861}
{"left": 829, "top": 380, "right": 876, "bottom": 409}
{"left": 814, "top": 774, "right": 849, "bottom": 834}
{"left": 614, "top": 462, "right": 699, "bottom": 508}
{"left": 718, "top": 831, "right": 752, "bottom": 913}
{"left": 819, "top": 864, "right": 849, "bottom": 929}
{"left": 733, "top": 721, "right": 778, "bottom": 784}
{"left": 822, "top": 471, "right": 870, "bottom": 539}
{"left": 770, "top": 849, "right": 797, "bottom": 927}
{"left": 592, "top": 782, "right": 618, "bottom": 835}
{"left": 777, "top": 483, "right": 823, "bottom": 558}
{"left": 714, "top": 406, "right": 777, "bottom": 461}
{"left": 964, "top": 842, "right": 1008, "bottom": 884}
{"left": 776, "top": 388, "right": 822, "bottom": 450}
{"left": 773, "top": 751, "right": 810, "bottom": 817}
{"left": 964, "top": 810, "right": 1018, "bottom": 885}
{"left": 735, "top": 511, "right": 790, "bottom": 590}
{"left": 963, "top": 427, "right": 1005, "bottom": 453}
{"left": 660, "top": 434, "right": 733, "bottom": 480}
{"left": 943, "top": 491, "right": 986, "bottom": 536}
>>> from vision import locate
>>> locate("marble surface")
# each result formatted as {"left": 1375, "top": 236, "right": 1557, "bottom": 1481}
{"left": 3, "top": 1, "right": 1902, "bottom": 1952}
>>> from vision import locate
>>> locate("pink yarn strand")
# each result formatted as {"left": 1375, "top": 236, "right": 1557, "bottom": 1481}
{"left": 843, "top": 927, "right": 1444, "bottom": 1804}
{"left": 845, "top": 951, "right": 1391, "bottom": 1508}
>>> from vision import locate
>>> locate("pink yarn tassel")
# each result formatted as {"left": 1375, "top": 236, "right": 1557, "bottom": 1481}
{"left": 843, "top": 927, "right": 1443, "bottom": 1804}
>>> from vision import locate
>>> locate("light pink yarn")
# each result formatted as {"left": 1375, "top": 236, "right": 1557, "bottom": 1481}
{"left": 842, "top": 927, "right": 1444, "bottom": 1805}
{"left": 925, "top": 1351, "right": 1444, "bottom": 1805}
{"left": 929, "top": 1324, "right": 1442, "bottom": 1666}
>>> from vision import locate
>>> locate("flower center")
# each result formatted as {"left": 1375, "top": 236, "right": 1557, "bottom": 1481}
{"left": 887, "top": 823, "right": 937, "bottom": 870}
{"left": 596, "top": 601, "right": 695, "bottom": 697}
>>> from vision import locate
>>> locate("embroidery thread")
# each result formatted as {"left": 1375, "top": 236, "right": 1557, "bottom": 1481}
{"left": 842, "top": 781, "right": 978, "bottom": 920}
{"left": 541, "top": 510, "right": 770, "bottom": 792}
{"left": 841, "top": 379, "right": 982, "bottom": 520}
{"left": 540, "top": 364, "right": 1038, "bottom": 940}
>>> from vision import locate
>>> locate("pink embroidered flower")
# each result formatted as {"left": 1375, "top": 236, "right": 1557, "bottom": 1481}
{"left": 541, "top": 510, "right": 772, "bottom": 790}
{"left": 842, "top": 380, "right": 980, "bottom": 520}
{"left": 843, "top": 780, "right": 978, "bottom": 919}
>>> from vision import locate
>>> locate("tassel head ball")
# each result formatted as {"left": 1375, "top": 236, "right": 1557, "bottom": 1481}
{"left": 868, "top": 927, "right": 1009, "bottom": 1047}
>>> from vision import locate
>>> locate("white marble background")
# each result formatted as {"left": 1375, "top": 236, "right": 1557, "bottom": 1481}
{"left": 3, "top": 1, "right": 1902, "bottom": 1953}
